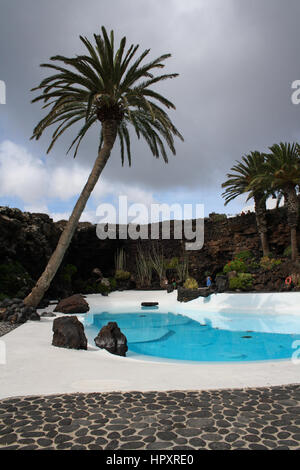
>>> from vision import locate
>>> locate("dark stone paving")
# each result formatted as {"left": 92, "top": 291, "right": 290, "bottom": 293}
{"left": 0, "top": 385, "right": 300, "bottom": 450}
{"left": 0, "top": 322, "right": 19, "bottom": 337}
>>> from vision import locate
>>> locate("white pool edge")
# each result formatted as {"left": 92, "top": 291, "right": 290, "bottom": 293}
{"left": 1, "top": 290, "right": 300, "bottom": 399}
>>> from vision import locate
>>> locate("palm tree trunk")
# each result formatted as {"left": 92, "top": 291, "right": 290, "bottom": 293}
{"left": 285, "top": 185, "right": 299, "bottom": 262}
{"left": 24, "top": 120, "right": 118, "bottom": 307}
{"left": 291, "top": 227, "right": 298, "bottom": 262}
{"left": 254, "top": 194, "right": 270, "bottom": 257}
{"left": 259, "top": 232, "right": 270, "bottom": 258}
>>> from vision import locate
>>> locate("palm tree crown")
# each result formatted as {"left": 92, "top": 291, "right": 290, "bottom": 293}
{"left": 221, "top": 151, "right": 267, "bottom": 205}
{"left": 251, "top": 143, "right": 300, "bottom": 192}
{"left": 222, "top": 151, "right": 270, "bottom": 256}
{"left": 31, "top": 26, "right": 183, "bottom": 164}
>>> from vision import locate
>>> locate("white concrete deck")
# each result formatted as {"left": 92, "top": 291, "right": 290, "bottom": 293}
{"left": 1, "top": 291, "right": 300, "bottom": 399}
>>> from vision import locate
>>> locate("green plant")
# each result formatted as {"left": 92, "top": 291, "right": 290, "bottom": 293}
{"left": 176, "top": 255, "right": 189, "bottom": 282}
{"left": 149, "top": 243, "right": 166, "bottom": 282}
{"left": 0, "top": 262, "right": 34, "bottom": 298}
{"left": 0, "top": 293, "right": 9, "bottom": 302}
{"left": 115, "top": 248, "right": 126, "bottom": 272}
{"left": 260, "top": 256, "right": 281, "bottom": 271}
{"left": 247, "top": 261, "right": 260, "bottom": 270}
{"left": 81, "top": 280, "right": 110, "bottom": 294}
{"left": 229, "top": 273, "right": 253, "bottom": 290}
{"left": 283, "top": 245, "right": 292, "bottom": 258}
{"left": 60, "top": 263, "right": 77, "bottom": 288}
{"left": 109, "top": 278, "right": 117, "bottom": 290}
{"left": 223, "top": 259, "right": 247, "bottom": 274}
{"left": 184, "top": 277, "right": 198, "bottom": 289}
{"left": 115, "top": 270, "right": 131, "bottom": 281}
{"left": 235, "top": 250, "right": 254, "bottom": 262}
{"left": 135, "top": 245, "right": 152, "bottom": 287}
{"left": 166, "top": 257, "right": 179, "bottom": 269}
{"left": 208, "top": 212, "right": 227, "bottom": 222}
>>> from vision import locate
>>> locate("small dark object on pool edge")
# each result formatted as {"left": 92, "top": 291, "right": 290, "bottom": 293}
{"left": 141, "top": 302, "right": 159, "bottom": 307}
{"left": 242, "top": 335, "right": 252, "bottom": 338}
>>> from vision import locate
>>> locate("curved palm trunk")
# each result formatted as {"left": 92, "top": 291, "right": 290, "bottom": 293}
{"left": 285, "top": 185, "right": 299, "bottom": 262}
{"left": 24, "top": 120, "right": 118, "bottom": 307}
{"left": 254, "top": 193, "right": 270, "bottom": 257}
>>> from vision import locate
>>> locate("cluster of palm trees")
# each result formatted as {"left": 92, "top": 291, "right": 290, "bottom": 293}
{"left": 222, "top": 143, "right": 300, "bottom": 262}
{"left": 22, "top": 26, "right": 300, "bottom": 307}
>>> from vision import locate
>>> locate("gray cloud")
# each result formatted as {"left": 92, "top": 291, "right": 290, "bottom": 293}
{"left": 1, "top": 0, "right": 300, "bottom": 198}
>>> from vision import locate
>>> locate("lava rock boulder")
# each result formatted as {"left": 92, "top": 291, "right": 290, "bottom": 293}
{"left": 53, "top": 294, "right": 89, "bottom": 314}
{"left": 0, "top": 298, "right": 39, "bottom": 323}
{"left": 94, "top": 321, "right": 128, "bottom": 357}
{"left": 177, "top": 286, "right": 212, "bottom": 302}
{"left": 52, "top": 316, "right": 87, "bottom": 350}
{"left": 215, "top": 275, "right": 229, "bottom": 293}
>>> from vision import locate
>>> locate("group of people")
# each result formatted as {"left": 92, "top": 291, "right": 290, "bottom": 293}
{"left": 162, "top": 277, "right": 179, "bottom": 289}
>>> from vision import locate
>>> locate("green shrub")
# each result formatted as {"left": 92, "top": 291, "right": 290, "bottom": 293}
{"left": 229, "top": 273, "right": 253, "bottom": 290}
{"left": 247, "top": 260, "right": 260, "bottom": 270}
{"left": 209, "top": 212, "right": 227, "bottom": 222}
{"left": 260, "top": 256, "right": 281, "bottom": 271}
{"left": 184, "top": 277, "right": 198, "bottom": 289}
{"left": 81, "top": 280, "right": 110, "bottom": 294}
{"left": 283, "top": 245, "right": 292, "bottom": 258}
{"left": 97, "top": 283, "right": 110, "bottom": 294}
{"left": 115, "top": 270, "right": 131, "bottom": 281}
{"left": 0, "top": 262, "right": 33, "bottom": 297}
{"left": 166, "top": 257, "right": 179, "bottom": 269}
{"left": 216, "top": 272, "right": 224, "bottom": 277}
{"left": 0, "top": 293, "right": 9, "bottom": 302}
{"left": 109, "top": 278, "right": 117, "bottom": 290}
{"left": 223, "top": 259, "right": 247, "bottom": 274}
{"left": 235, "top": 250, "right": 254, "bottom": 262}
{"left": 61, "top": 264, "right": 77, "bottom": 284}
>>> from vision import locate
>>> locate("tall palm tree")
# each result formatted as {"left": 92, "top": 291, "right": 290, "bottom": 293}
{"left": 251, "top": 142, "right": 300, "bottom": 262}
{"left": 24, "top": 27, "right": 183, "bottom": 307}
{"left": 221, "top": 151, "right": 270, "bottom": 256}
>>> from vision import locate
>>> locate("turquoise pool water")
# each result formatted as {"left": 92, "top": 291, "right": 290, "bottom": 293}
{"left": 84, "top": 311, "right": 300, "bottom": 362}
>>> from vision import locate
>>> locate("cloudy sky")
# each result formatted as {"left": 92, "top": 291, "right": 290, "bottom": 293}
{"left": 0, "top": 0, "right": 300, "bottom": 222}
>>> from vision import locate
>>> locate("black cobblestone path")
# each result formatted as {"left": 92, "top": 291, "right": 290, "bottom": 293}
{"left": 0, "top": 385, "right": 300, "bottom": 450}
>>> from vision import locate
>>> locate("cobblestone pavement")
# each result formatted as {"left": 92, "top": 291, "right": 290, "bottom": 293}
{"left": 0, "top": 322, "right": 19, "bottom": 337}
{"left": 0, "top": 385, "right": 299, "bottom": 450}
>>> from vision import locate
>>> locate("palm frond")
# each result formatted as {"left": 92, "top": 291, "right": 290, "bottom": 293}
{"left": 30, "top": 26, "right": 183, "bottom": 161}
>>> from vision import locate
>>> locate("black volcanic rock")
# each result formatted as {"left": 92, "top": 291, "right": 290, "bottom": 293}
{"left": 54, "top": 294, "right": 89, "bottom": 314}
{"left": 94, "top": 322, "right": 128, "bottom": 357}
{"left": 0, "top": 205, "right": 299, "bottom": 297}
{"left": 52, "top": 316, "right": 87, "bottom": 350}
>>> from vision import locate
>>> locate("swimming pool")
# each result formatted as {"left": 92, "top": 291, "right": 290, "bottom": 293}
{"left": 83, "top": 309, "right": 300, "bottom": 362}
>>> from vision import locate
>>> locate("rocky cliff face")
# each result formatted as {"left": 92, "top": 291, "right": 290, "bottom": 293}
{"left": 0, "top": 205, "right": 294, "bottom": 299}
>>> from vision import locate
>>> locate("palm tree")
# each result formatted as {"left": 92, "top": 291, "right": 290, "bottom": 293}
{"left": 24, "top": 27, "right": 183, "bottom": 307}
{"left": 221, "top": 151, "right": 270, "bottom": 257}
{"left": 251, "top": 143, "right": 300, "bottom": 262}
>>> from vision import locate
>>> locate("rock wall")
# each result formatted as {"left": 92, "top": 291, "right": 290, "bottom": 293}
{"left": 0, "top": 205, "right": 294, "bottom": 298}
